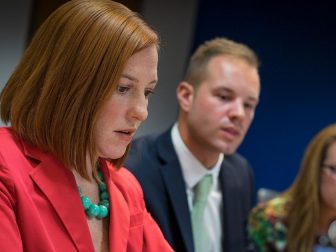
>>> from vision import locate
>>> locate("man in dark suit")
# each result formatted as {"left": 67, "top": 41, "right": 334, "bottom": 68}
{"left": 125, "top": 37, "right": 260, "bottom": 252}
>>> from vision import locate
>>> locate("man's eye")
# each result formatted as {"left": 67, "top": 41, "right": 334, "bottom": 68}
{"left": 244, "top": 103, "right": 256, "bottom": 111}
{"left": 117, "top": 86, "right": 129, "bottom": 94}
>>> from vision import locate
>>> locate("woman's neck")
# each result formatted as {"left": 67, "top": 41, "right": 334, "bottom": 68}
{"left": 318, "top": 205, "right": 336, "bottom": 234}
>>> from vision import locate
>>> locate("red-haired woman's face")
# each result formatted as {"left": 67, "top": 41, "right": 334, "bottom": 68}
{"left": 94, "top": 45, "right": 158, "bottom": 159}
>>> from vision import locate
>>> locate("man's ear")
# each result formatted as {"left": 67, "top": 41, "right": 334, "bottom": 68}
{"left": 176, "top": 81, "right": 194, "bottom": 112}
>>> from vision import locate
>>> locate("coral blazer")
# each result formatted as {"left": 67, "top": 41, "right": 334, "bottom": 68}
{"left": 0, "top": 127, "right": 172, "bottom": 252}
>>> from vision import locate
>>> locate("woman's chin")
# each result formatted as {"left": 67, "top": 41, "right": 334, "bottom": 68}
{"left": 98, "top": 148, "right": 127, "bottom": 160}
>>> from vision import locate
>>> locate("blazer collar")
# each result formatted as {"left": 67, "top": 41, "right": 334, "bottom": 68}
{"left": 156, "top": 128, "right": 194, "bottom": 252}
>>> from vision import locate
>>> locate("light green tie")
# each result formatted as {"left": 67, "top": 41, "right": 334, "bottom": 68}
{"left": 191, "top": 175, "right": 212, "bottom": 252}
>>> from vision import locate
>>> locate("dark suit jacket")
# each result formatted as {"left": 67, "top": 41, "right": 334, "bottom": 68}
{"left": 125, "top": 128, "right": 255, "bottom": 252}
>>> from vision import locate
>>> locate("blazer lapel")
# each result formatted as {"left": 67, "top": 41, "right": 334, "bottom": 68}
{"left": 25, "top": 144, "right": 130, "bottom": 252}
{"left": 157, "top": 130, "right": 194, "bottom": 252}
{"left": 29, "top": 154, "right": 94, "bottom": 252}
{"left": 100, "top": 161, "right": 130, "bottom": 252}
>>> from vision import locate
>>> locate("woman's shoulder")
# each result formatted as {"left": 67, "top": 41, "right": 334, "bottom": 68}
{"left": 0, "top": 127, "right": 26, "bottom": 167}
{"left": 253, "top": 194, "right": 291, "bottom": 219}
{"left": 249, "top": 194, "right": 291, "bottom": 251}
{"left": 0, "top": 127, "right": 19, "bottom": 149}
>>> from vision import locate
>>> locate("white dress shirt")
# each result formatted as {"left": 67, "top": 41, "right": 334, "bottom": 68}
{"left": 171, "top": 123, "right": 223, "bottom": 252}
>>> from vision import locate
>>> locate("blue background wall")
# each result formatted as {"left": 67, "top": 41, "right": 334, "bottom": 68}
{"left": 192, "top": 0, "right": 336, "bottom": 191}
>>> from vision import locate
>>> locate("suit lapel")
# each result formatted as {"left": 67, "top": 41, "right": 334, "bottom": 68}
{"left": 219, "top": 158, "right": 242, "bottom": 250}
{"left": 157, "top": 130, "right": 194, "bottom": 252}
{"left": 29, "top": 154, "right": 94, "bottom": 252}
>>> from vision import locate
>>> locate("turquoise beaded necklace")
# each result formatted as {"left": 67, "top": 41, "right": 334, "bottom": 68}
{"left": 78, "top": 170, "right": 110, "bottom": 219}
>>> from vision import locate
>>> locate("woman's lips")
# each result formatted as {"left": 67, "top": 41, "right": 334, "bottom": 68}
{"left": 115, "top": 129, "right": 136, "bottom": 142}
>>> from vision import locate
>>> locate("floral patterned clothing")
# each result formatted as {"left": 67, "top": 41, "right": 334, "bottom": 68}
{"left": 248, "top": 194, "right": 291, "bottom": 252}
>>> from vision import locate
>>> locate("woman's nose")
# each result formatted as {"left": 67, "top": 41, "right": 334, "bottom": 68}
{"left": 129, "top": 95, "right": 148, "bottom": 123}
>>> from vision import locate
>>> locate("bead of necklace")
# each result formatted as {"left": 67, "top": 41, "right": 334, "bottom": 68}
{"left": 78, "top": 170, "right": 109, "bottom": 219}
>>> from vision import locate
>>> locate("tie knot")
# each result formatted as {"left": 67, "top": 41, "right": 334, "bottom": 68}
{"left": 193, "top": 174, "right": 212, "bottom": 205}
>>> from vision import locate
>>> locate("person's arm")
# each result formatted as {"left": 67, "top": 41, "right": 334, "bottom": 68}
{"left": 0, "top": 164, "right": 23, "bottom": 251}
{"left": 112, "top": 167, "right": 173, "bottom": 252}
{"left": 142, "top": 210, "right": 173, "bottom": 252}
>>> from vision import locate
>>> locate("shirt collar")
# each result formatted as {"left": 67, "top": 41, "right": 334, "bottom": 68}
{"left": 171, "top": 123, "right": 223, "bottom": 190}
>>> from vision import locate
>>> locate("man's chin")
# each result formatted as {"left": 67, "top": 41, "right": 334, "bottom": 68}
{"left": 220, "top": 144, "right": 238, "bottom": 155}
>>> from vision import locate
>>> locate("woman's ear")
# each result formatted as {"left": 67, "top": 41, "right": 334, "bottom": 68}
{"left": 176, "top": 81, "right": 194, "bottom": 112}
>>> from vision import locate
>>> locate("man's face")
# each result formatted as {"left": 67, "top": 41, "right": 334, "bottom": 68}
{"left": 180, "top": 56, "right": 260, "bottom": 156}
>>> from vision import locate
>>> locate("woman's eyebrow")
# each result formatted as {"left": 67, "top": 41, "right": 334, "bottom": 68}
{"left": 121, "top": 74, "right": 157, "bottom": 85}
{"left": 121, "top": 74, "right": 137, "bottom": 82}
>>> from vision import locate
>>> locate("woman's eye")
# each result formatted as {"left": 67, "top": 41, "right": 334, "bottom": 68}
{"left": 329, "top": 165, "right": 336, "bottom": 172}
{"left": 145, "top": 89, "right": 154, "bottom": 98}
{"left": 218, "top": 94, "right": 231, "bottom": 101}
{"left": 323, "top": 164, "right": 336, "bottom": 173}
{"left": 117, "top": 86, "right": 129, "bottom": 94}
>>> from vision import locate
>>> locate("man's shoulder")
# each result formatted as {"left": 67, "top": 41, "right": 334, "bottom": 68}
{"left": 224, "top": 152, "right": 251, "bottom": 170}
{"left": 220, "top": 153, "right": 254, "bottom": 185}
{"left": 128, "top": 128, "right": 172, "bottom": 159}
{"left": 125, "top": 129, "right": 173, "bottom": 172}
{"left": 131, "top": 132, "right": 161, "bottom": 150}
{"left": 128, "top": 133, "right": 160, "bottom": 161}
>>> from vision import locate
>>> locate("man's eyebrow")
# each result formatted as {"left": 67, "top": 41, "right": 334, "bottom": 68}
{"left": 247, "top": 96, "right": 259, "bottom": 104}
{"left": 214, "top": 86, "right": 231, "bottom": 91}
{"left": 214, "top": 86, "right": 259, "bottom": 103}
{"left": 213, "top": 86, "right": 233, "bottom": 94}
